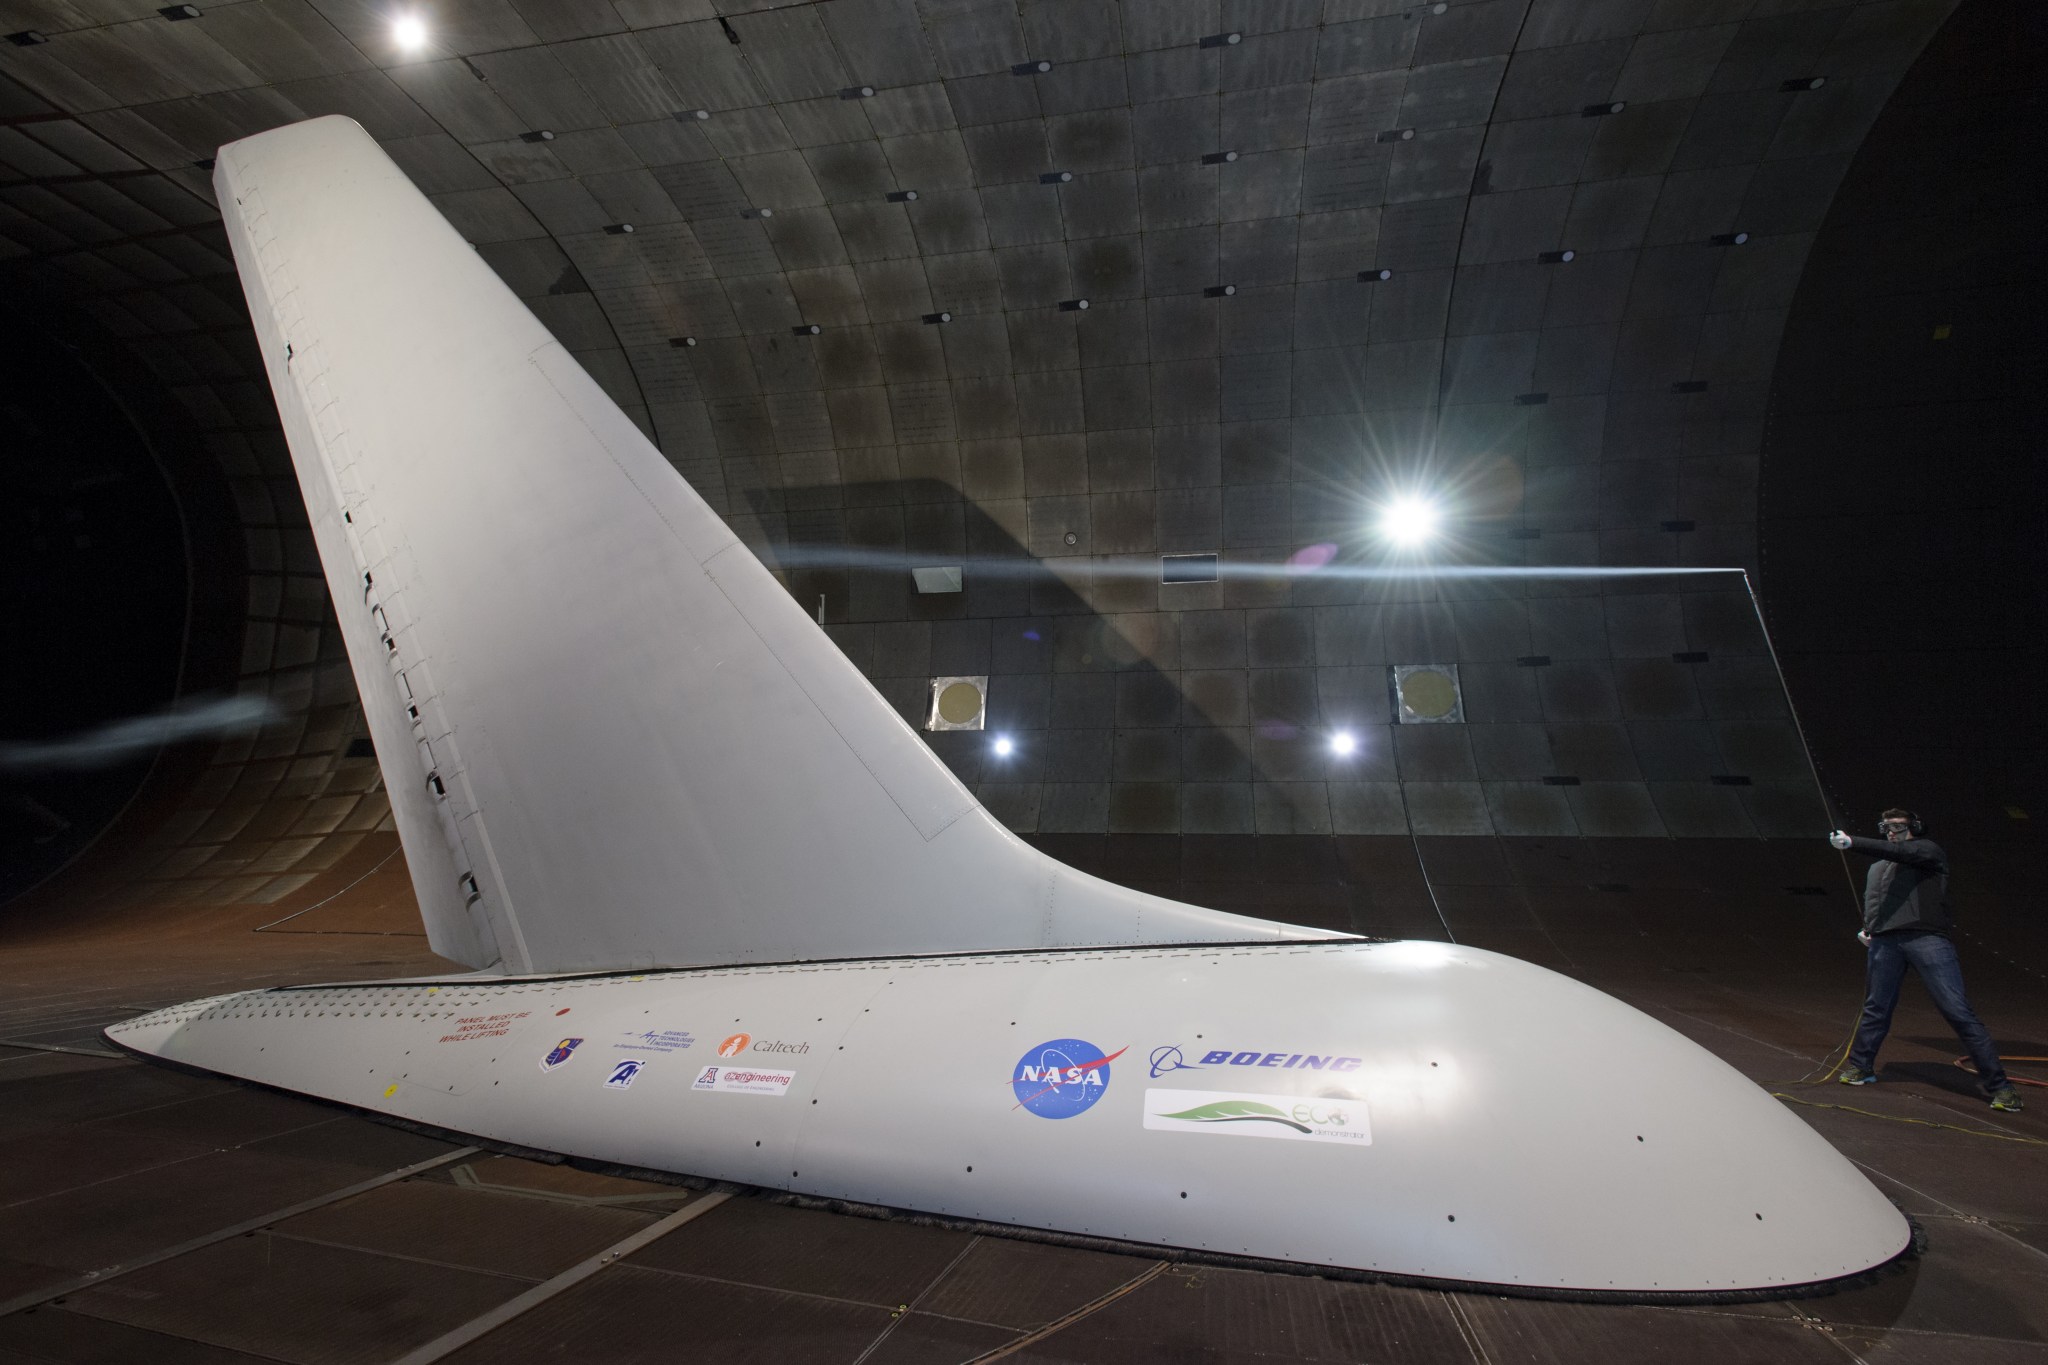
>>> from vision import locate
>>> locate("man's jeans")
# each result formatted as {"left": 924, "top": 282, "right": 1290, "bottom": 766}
{"left": 1849, "top": 928, "right": 2008, "bottom": 1092}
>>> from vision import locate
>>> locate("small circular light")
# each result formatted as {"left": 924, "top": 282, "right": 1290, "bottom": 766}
{"left": 1733, "top": 231, "right": 1750, "bottom": 244}
{"left": 1075, "top": 298, "right": 1089, "bottom": 309}
{"left": 902, "top": 189, "right": 919, "bottom": 200}
{"left": 1223, "top": 150, "right": 1239, "bottom": 162}
{"left": 1034, "top": 59, "right": 1052, "bottom": 73}
{"left": 1221, "top": 284, "right": 1236, "bottom": 295}
{"left": 538, "top": 129, "right": 555, "bottom": 141}
{"left": 859, "top": 85, "right": 876, "bottom": 97}
{"left": 1056, "top": 171, "right": 1073, "bottom": 182}
{"left": 1330, "top": 731, "right": 1358, "bottom": 757}
{"left": 1225, "top": 31, "right": 1242, "bottom": 44}
{"left": 937, "top": 310, "right": 952, "bottom": 322}
{"left": 1400, "top": 128, "right": 1415, "bottom": 141}
{"left": 993, "top": 736, "right": 1015, "bottom": 757}
{"left": 392, "top": 13, "right": 426, "bottom": 49}
{"left": 804, "top": 324, "right": 821, "bottom": 334}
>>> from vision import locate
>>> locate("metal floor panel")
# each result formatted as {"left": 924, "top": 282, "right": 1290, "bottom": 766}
{"left": 0, "top": 1306, "right": 279, "bottom": 1364}
{"left": 1456, "top": 1297, "right": 1852, "bottom": 1365}
{"left": 625, "top": 1195, "right": 976, "bottom": 1309}
{"left": 1045, "top": 1264, "right": 1480, "bottom": 1365}
{"left": 858, "top": 1312, "right": 1017, "bottom": 1364}
{"left": 61, "top": 1232, "right": 529, "bottom": 1365}
{"left": 0, "top": 1058, "right": 228, "bottom": 1140}
{"left": 914, "top": 1237, "right": 1159, "bottom": 1333}
{"left": 0, "top": 1123, "right": 213, "bottom": 1208}
{"left": 442, "top": 1262, "right": 896, "bottom": 1365}
{"left": 276, "top": 1177, "right": 661, "bottom": 1281}
{"left": 0, "top": 1144, "right": 427, "bottom": 1278}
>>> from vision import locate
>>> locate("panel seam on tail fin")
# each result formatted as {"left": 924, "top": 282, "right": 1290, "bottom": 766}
{"left": 529, "top": 338, "right": 977, "bottom": 846}
{"left": 703, "top": 541, "right": 974, "bottom": 844}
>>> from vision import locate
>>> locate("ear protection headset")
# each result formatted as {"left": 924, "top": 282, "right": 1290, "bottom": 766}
{"left": 1877, "top": 811, "right": 1925, "bottom": 837}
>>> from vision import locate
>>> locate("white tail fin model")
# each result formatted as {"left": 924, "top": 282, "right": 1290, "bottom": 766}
{"left": 216, "top": 116, "right": 1326, "bottom": 975}
{"left": 109, "top": 119, "right": 1910, "bottom": 1298}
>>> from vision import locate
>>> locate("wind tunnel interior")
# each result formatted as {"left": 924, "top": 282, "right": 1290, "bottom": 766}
{"left": 1, "top": 0, "right": 2044, "bottom": 1356}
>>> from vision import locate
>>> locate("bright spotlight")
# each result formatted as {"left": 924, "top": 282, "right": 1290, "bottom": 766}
{"left": 1377, "top": 494, "right": 1441, "bottom": 547}
{"left": 1329, "top": 730, "right": 1358, "bottom": 757}
{"left": 392, "top": 13, "right": 427, "bottom": 49}
{"left": 992, "top": 735, "right": 1014, "bottom": 758}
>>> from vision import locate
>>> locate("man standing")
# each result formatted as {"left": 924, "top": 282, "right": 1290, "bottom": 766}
{"left": 1829, "top": 810, "right": 2022, "bottom": 1111}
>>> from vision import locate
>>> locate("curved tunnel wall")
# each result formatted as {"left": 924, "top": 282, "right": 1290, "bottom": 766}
{"left": 0, "top": 0, "right": 1970, "bottom": 938}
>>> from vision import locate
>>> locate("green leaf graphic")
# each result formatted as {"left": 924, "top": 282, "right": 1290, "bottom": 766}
{"left": 1160, "top": 1100, "right": 1313, "bottom": 1133}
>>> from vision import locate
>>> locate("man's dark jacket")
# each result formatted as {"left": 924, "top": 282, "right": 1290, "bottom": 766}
{"left": 1844, "top": 835, "right": 1952, "bottom": 935}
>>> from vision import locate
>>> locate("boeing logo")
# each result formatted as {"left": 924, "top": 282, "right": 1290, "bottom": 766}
{"left": 1153, "top": 1045, "right": 1363, "bottom": 1074}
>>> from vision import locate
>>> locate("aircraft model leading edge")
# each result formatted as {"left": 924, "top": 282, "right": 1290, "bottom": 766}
{"left": 111, "top": 117, "right": 1909, "bottom": 1297}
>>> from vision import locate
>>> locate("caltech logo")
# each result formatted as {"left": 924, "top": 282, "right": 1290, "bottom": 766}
{"left": 605, "top": 1058, "right": 647, "bottom": 1090}
{"left": 1011, "top": 1038, "right": 1126, "bottom": 1119}
{"left": 717, "top": 1032, "right": 750, "bottom": 1057}
{"left": 1143, "top": 1088, "right": 1371, "bottom": 1146}
{"left": 540, "top": 1037, "right": 583, "bottom": 1071}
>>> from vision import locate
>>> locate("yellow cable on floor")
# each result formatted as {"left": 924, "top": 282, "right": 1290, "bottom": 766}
{"left": 1771, "top": 1092, "right": 2048, "bottom": 1147}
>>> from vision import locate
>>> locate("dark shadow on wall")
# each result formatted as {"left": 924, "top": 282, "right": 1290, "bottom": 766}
{"left": 1760, "top": 0, "right": 2048, "bottom": 972}
{"left": 0, "top": 297, "right": 248, "bottom": 909}
{"left": 1762, "top": 0, "right": 2047, "bottom": 834}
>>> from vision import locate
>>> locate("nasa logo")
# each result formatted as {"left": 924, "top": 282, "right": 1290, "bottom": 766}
{"left": 1011, "top": 1038, "right": 1126, "bottom": 1119}
{"left": 540, "top": 1037, "right": 583, "bottom": 1071}
{"left": 717, "top": 1032, "right": 750, "bottom": 1057}
{"left": 605, "top": 1058, "right": 646, "bottom": 1090}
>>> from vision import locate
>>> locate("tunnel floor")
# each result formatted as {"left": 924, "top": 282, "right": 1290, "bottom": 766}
{"left": 2, "top": 834, "right": 2044, "bottom": 1365}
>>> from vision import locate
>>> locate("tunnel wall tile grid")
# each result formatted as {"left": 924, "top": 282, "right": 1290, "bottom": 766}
{"left": 0, "top": 0, "right": 1958, "bottom": 897}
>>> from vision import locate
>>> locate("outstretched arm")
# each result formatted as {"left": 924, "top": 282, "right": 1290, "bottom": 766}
{"left": 1838, "top": 835, "right": 1944, "bottom": 870}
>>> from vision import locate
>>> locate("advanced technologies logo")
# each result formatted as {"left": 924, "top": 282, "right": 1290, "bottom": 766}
{"left": 1011, "top": 1038, "right": 1126, "bottom": 1119}
{"left": 1143, "top": 1088, "right": 1371, "bottom": 1146}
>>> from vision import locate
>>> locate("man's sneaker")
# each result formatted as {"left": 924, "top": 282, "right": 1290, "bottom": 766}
{"left": 1990, "top": 1087, "right": 2024, "bottom": 1113}
{"left": 1837, "top": 1066, "right": 1878, "bottom": 1086}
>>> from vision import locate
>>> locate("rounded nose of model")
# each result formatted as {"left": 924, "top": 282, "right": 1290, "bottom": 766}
{"left": 1327, "top": 942, "right": 1911, "bottom": 1293}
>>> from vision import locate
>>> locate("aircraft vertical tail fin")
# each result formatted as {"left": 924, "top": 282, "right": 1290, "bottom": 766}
{"left": 215, "top": 116, "right": 1335, "bottom": 972}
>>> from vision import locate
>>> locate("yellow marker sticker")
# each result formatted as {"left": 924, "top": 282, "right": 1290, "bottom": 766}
{"left": 383, "top": 1083, "right": 400, "bottom": 1098}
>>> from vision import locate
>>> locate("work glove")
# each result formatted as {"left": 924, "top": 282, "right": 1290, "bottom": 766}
{"left": 1829, "top": 830, "right": 1853, "bottom": 850}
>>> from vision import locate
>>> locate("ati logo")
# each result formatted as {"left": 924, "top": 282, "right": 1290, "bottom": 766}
{"left": 1011, "top": 1038, "right": 1126, "bottom": 1119}
{"left": 717, "top": 1033, "right": 750, "bottom": 1057}
{"left": 540, "top": 1037, "right": 583, "bottom": 1071}
{"left": 605, "top": 1058, "right": 646, "bottom": 1090}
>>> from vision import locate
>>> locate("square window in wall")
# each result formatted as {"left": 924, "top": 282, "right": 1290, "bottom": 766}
{"left": 927, "top": 675, "right": 989, "bottom": 731}
{"left": 1390, "top": 664, "right": 1463, "bottom": 724}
